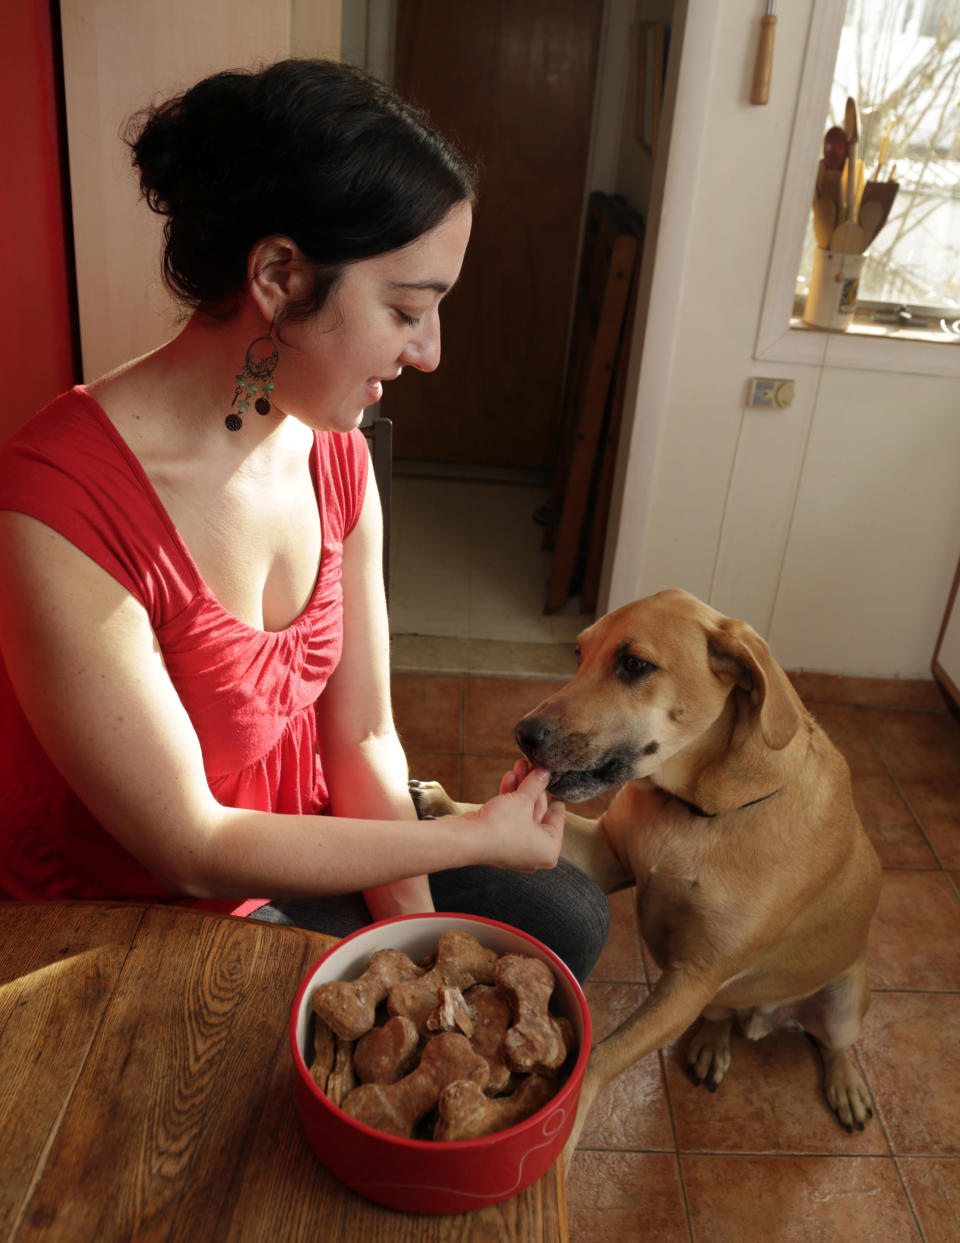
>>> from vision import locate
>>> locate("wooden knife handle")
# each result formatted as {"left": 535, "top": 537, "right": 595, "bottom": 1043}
{"left": 750, "top": 14, "right": 776, "bottom": 105}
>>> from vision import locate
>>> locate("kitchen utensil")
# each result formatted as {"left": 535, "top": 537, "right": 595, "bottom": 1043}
{"left": 831, "top": 219, "right": 866, "bottom": 254}
{"left": 873, "top": 119, "right": 893, "bottom": 180}
{"left": 858, "top": 179, "right": 899, "bottom": 246}
{"left": 858, "top": 200, "right": 884, "bottom": 247}
{"left": 750, "top": 0, "right": 777, "bottom": 105}
{"left": 823, "top": 126, "right": 848, "bottom": 171}
{"left": 813, "top": 197, "right": 837, "bottom": 248}
{"left": 843, "top": 97, "right": 861, "bottom": 221}
{"left": 818, "top": 167, "right": 844, "bottom": 220}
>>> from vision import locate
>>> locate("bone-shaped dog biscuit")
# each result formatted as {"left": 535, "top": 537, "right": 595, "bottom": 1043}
{"left": 495, "top": 954, "right": 569, "bottom": 1075}
{"left": 341, "top": 1032, "right": 490, "bottom": 1138}
{"left": 310, "top": 1014, "right": 336, "bottom": 1092}
{"left": 311, "top": 949, "right": 423, "bottom": 1040}
{"left": 353, "top": 1014, "right": 419, "bottom": 1084}
{"left": 426, "top": 986, "right": 474, "bottom": 1038}
{"left": 387, "top": 930, "right": 499, "bottom": 1032}
{"left": 463, "top": 984, "right": 514, "bottom": 1094}
{"left": 325, "top": 1035, "right": 357, "bottom": 1107}
{"left": 434, "top": 1073, "right": 556, "bottom": 1141}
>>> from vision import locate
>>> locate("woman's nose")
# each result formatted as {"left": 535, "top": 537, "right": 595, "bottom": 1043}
{"left": 401, "top": 316, "right": 441, "bottom": 373}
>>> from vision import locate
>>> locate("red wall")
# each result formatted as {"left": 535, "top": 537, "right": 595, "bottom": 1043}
{"left": 1, "top": 0, "right": 79, "bottom": 443}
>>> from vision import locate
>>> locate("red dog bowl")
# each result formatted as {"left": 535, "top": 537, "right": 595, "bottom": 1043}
{"left": 290, "top": 912, "right": 591, "bottom": 1214}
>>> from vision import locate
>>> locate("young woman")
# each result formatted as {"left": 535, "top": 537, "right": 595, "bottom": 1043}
{"left": 0, "top": 59, "right": 609, "bottom": 979}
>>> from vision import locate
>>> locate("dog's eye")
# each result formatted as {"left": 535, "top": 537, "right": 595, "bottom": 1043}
{"left": 618, "top": 654, "right": 654, "bottom": 681}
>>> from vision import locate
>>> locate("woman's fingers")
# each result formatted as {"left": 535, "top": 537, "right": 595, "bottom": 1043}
{"left": 499, "top": 758, "right": 537, "bottom": 796}
{"left": 515, "top": 765, "right": 552, "bottom": 798}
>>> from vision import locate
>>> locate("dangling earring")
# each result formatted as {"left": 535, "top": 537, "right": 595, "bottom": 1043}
{"left": 225, "top": 320, "right": 279, "bottom": 431}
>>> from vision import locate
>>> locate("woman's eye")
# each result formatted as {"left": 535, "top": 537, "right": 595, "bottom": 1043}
{"left": 395, "top": 310, "right": 421, "bottom": 327}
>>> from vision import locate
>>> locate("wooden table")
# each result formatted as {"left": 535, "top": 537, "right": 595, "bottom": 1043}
{"left": 0, "top": 902, "right": 567, "bottom": 1242}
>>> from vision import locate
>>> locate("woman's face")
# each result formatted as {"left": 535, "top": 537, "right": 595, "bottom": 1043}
{"left": 279, "top": 200, "right": 473, "bottom": 432}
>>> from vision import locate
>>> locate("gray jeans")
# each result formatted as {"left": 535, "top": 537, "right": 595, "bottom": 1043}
{"left": 248, "top": 858, "right": 610, "bottom": 982}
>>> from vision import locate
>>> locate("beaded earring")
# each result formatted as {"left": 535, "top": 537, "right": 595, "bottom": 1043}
{"left": 225, "top": 322, "right": 279, "bottom": 431}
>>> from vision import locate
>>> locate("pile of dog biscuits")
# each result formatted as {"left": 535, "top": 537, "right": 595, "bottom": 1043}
{"left": 309, "top": 929, "right": 575, "bottom": 1141}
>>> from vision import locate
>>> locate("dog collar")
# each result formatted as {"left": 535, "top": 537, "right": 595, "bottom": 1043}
{"left": 671, "top": 790, "right": 779, "bottom": 818}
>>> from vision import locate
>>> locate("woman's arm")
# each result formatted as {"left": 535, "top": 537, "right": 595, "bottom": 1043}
{"left": 0, "top": 510, "right": 563, "bottom": 899}
{"left": 314, "top": 469, "right": 432, "bottom": 920}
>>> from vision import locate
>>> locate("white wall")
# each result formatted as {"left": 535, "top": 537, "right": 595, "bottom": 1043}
{"left": 601, "top": 0, "right": 960, "bottom": 678}
{"left": 60, "top": 0, "right": 342, "bottom": 383}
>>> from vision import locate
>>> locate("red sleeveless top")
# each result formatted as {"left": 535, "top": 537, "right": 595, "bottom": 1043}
{"left": 0, "top": 387, "right": 369, "bottom": 913}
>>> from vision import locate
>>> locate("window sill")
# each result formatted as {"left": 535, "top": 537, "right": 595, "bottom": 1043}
{"left": 756, "top": 316, "right": 960, "bottom": 378}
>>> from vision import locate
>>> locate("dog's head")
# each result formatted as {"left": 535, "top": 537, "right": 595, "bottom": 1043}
{"left": 514, "top": 589, "right": 803, "bottom": 805}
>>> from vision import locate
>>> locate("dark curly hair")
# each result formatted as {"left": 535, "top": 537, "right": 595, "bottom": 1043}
{"left": 125, "top": 58, "right": 476, "bottom": 322}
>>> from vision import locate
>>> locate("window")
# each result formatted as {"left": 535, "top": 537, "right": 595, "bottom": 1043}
{"left": 795, "top": 0, "right": 960, "bottom": 341}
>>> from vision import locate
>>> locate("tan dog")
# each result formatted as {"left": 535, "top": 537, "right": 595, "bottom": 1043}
{"left": 411, "top": 589, "right": 882, "bottom": 1160}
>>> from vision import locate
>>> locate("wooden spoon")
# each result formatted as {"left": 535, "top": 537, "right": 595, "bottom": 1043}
{"left": 830, "top": 219, "right": 866, "bottom": 254}
{"left": 843, "top": 97, "right": 861, "bottom": 221}
{"left": 858, "top": 179, "right": 899, "bottom": 247}
{"left": 813, "top": 197, "right": 837, "bottom": 248}
{"left": 818, "top": 168, "right": 844, "bottom": 221}
{"left": 823, "top": 126, "right": 848, "bottom": 171}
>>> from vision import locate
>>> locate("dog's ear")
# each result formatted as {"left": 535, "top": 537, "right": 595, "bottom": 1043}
{"left": 707, "top": 619, "right": 801, "bottom": 751}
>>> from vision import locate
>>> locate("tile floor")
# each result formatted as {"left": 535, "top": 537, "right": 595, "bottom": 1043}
{"left": 389, "top": 474, "right": 587, "bottom": 647}
{"left": 391, "top": 668, "right": 960, "bottom": 1242}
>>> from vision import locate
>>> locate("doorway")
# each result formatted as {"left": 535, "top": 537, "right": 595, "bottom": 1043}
{"left": 370, "top": 1, "right": 605, "bottom": 659}
{"left": 384, "top": 0, "right": 604, "bottom": 470}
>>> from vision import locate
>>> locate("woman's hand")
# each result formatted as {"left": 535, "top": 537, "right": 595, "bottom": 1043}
{"left": 459, "top": 763, "right": 564, "bottom": 873}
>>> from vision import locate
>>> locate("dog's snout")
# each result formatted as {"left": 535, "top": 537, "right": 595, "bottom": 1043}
{"left": 514, "top": 715, "right": 552, "bottom": 756}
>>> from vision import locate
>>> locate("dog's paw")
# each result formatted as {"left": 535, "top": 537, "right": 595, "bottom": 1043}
{"left": 822, "top": 1048, "right": 874, "bottom": 1133}
{"left": 686, "top": 1017, "right": 733, "bottom": 1091}
{"left": 408, "top": 778, "right": 459, "bottom": 821}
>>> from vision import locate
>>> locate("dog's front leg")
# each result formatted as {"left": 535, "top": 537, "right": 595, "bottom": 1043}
{"left": 560, "top": 809, "right": 632, "bottom": 892}
{"left": 565, "top": 964, "right": 717, "bottom": 1165}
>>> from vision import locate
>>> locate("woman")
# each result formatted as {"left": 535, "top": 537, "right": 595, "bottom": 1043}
{"left": 0, "top": 59, "right": 609, "bottom": 979}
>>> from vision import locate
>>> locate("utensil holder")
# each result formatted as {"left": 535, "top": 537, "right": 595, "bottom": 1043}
{"left": 803, "top": 248, "right": 865, "bottom": 331}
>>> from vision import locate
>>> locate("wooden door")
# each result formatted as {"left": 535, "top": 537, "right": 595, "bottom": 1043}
{"left": 386, "top": 0, "right": 603, "bottom": 470}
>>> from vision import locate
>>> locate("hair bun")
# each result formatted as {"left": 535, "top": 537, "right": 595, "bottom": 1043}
{"left": 127, "top": 71, "right": 256, "bottom": 216}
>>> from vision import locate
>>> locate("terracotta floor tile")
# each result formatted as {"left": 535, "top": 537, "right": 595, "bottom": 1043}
{"left": 404, "top": 751, "right": 462, "bottom": 802}
{"left": 897, "top": 777, "right": 960, "bottom": 869}
{"left": 898, "top": 1156, "right": 960, "bottom": 1240}
{"left": 852, "top": 773, "right": 938, "bottom": 868}
{"left": 578, "top": 982, "right": 674, "bottom": 1150}
{"left": 460, "top": 753, "right": 515, "bottom": 803}
{"left": 856, "top": 992, "right": 960, "bottom": 1154}
{"left": 567, "top": 1151, "right": 690, "bottom": 1242}
{"left": 681, "top": 1154, "right": 920, "bottom": 1242}
{"left": 809, "top": 705, "right": 886, "bottom": 776}
{"left": 463, "top": 677, "right": 560, "bottom": 755}
{"left": 391, "top": 673, "right": 463, "bottom": 753}
{"left": 590, "top": 889, "right": 645, "bottom": 984}
{"left": 868, "top": 870, "right": 960, "bottom": 990}
{"left": 861, "top": 708, "right": 960, "bottom": 781}
{"left": 664, "top": 1026, "right": 888, "bottom": 1156}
